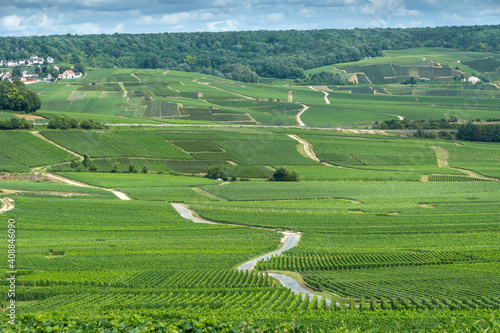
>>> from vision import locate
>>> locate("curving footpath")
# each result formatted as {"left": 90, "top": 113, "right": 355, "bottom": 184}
{"left": 43, "top": 173, "right": 132, "bottom": 200}
{"left": 171, "top": 202, "right": 332, "bottom": 305}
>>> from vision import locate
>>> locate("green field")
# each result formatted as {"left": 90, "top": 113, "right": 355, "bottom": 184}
{"left": 2, "top": 47, "right": 500, "bottom": 331}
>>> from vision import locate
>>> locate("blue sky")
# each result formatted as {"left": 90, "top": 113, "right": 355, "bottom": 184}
{"left": 0, "top": 0, "right": 499, "bottom": 36}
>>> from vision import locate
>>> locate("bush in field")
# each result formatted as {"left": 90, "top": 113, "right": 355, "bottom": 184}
{"left": 270, "top": 167, "right": 300, "bottom": 182}
{"left": 207, "top": 166, "right": 229, "bottom": 181}
{"left": 48, "top": 115, "right": 79, "bottom": 130}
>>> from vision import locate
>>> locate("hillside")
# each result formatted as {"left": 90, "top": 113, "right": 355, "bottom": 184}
{"left": 1, "top": 25, "right": 500, "bottom": 80}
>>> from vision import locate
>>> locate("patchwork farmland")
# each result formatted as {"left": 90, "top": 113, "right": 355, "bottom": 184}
{"left": 1, "top": 46, "right": 500, "bottom": 331}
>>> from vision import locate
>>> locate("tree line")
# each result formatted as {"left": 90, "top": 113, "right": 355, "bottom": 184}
{"left": 1, "top": 25, "right": 498, "bottom": 81}
{"left": 0, "top": 81, "right": 41, "bottom": 114}
{"left": 456, "top": 123, "right": 500, "bottom": 142}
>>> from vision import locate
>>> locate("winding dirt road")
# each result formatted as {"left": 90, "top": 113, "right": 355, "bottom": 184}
{"left": 309, "top": 86, "right": 330, "bottom": 105}
{"left": 170, "top": 202, "right": 332, "bottom": 305}
{"left": 295, "top": 104, "right": 308, "bottom": 127}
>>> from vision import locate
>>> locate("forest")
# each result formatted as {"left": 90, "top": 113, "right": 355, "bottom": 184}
{"left": 0, "top": 25, "right": 499, "bottom": 80}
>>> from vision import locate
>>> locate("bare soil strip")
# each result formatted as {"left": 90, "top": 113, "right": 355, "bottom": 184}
{"left": 43, "top": 173, "right": 132, "bottom": 200}
{"left": 118, "top": 82, "right": 128, "bottom": 97}
{"left": 0, "top": 197, "right": 15, "bottom": 213}
{"left": 130, "top": 73, "right": 142, "bottom": 82}
{"left": 429, "top": 146, "right": 498, "bottom": 180}
{"left": 295, "top": 104, "right": 308, "bottom": 127}
{"left": 14, "top": 113, "right": 46, "bottom": 121}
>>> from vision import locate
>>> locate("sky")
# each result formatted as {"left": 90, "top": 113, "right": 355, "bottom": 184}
{"left": 0, "top": 0, "right": 499, "bottom": 36}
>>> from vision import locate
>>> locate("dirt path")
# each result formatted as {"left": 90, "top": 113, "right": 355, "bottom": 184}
{"left": 43, "top": 173, "right": 132, "bottom": 200}
{"left": 0, "top": 197, "right": 15, "bottom": 214}
{"left": 287, "top": 134, "right": 319, "bottom": 162}
{"left": 31, "top": 132, "right": 84, "bottom": 161}
{"left": 197, "top": 82, "right": 255, "bottom": 100}
{"left": 131, "top": 73, "right": 142, "bottom": 82}
{"left": 429, "top": 146, "right": 498, "bottom": 180}
{"left": 170, "top": 203, "right": 330, "bottom": 304}
{"left": 430, "top": 146, "right": 449, "bottom": 168}
{"left": 308, "top": 86, "right": 330, "bottom": 104}
{"left": 295, "top": 104, "right": 308, "bottom": 127}
{"left": 118, "top": 82, "right": 128, "bottom": 97}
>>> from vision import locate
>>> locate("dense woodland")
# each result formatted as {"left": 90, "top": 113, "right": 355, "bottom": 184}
{"left": 0, "top": 81, "right": 41, "bottom": 114}
{"left": 1, "top": 25, "right": 499, "bottom": 80}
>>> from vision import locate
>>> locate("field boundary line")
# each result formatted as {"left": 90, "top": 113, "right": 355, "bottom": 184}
{"left": 31, "top": 131, "right": 84, "bottom": 161}
{"left": 190, "top": 187, "right": 228, "bottom": 201}
{"left": 131, "top": 73, "right": 142, "bottom": 82}
{"left": 197, "top": 81, "right": 255, "bottom": 100}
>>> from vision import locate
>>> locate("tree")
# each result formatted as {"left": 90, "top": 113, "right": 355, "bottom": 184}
{"left": 129, "top": 164, "right": 138, "bottom": 173}
{"left": 270, "top": 167, "right": 300, "bottom": 181}
{"left": 206, "top": 166, "right": 229, "bottom": 180}
{"left": 74, "top": 63, "right": 86, "bottom": 74}
{"left": 82, "top": 154, "right": 91, "bottom": 168}
{"left": 88, "top": 164, "right": 98, "bottom": 172}
{"left": 11, "top": 67, "right": 21, "bottom": 78}
{"left": 70, "top": 158, "right": 79, "bottom": 169}
{"left": 111, "top": 162, "right": 120, "bottom": 173}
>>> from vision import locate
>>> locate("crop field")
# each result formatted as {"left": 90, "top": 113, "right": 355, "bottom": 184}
{"left": 0, "top": 132, "right": 74, "bottom": 168}
{"left": 40, "top": 130, "right": 191, "bottom": 159}
{"left": 2, "top": 49, "right": 500, "bottom": 330}
{"left": 2, "top": 196, "right": 280, "bottom": 271}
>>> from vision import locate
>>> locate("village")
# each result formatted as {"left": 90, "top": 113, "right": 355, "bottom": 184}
{"left": 0, "top": 54, "right": 83, "bottom": 84}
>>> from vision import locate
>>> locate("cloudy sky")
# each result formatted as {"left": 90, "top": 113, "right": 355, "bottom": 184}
{"left": 0, "top": 0, "right": 499, "bottom": 36}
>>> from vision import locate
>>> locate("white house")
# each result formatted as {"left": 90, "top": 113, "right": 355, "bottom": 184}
{"left": 468, "top": 77, "right": 480, "bottom": 84}
{"left": 47, "top": 57, "right": 54, "bottom": 64}
{"left": 61, "top": 70, "right": 76, "bottom": 79}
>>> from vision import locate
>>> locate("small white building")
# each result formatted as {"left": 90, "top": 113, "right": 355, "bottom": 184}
{"left": 47, "top": 57, "right": 54, "bottom": 64}
{"left": 468, "top": 76, "right": 480, "bottom": 84}
{"left": 58, "top": 69, "right": 75, "bottom": 79}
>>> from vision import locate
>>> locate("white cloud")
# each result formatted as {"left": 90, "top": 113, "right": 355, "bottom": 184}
{"left": 70, "top": 22, "right": 124, "bottom": 34}
{"left": 267, "top": 13, "right": 285, "bottom": 21}
{"left": 206, "top": 19, "right": 239, "bottom": 31}
{"left": 362, "top": 0, "right": 420, "bottom": 16}
{"left": 1, "top": 15, "right": 23, "bottom": 31}
{"left": 160, "top": 12, "right": 192, "bottom": 25}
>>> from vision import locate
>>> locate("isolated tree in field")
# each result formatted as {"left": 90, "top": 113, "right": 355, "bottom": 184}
{"left": 111, "top": 162, "right": 120, "bottom": 173}
{"left": 129, "top": 164, "right": 138, "bottom": 173}
{"left": 88, "top": 164, "right": 98, "bottom": 172}
{"left": 82, "top": 154, "right": 91, "bottom": 168}
{"left": 206, "top": 166, "right": 229, "bottom": 181}
{"left": 142, "top": 166, "right": 148, "bottom": 174}
{"left": 270, "top": 167, "right": 300, "bottom": 181}
{"left": 70, "top": 158, "right": 79, "bottom": 169}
